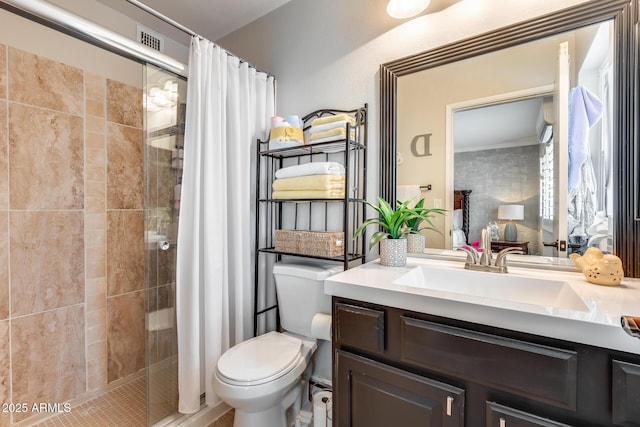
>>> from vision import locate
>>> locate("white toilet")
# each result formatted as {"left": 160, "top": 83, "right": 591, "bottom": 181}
{"left": 212, "top": 260, "right": 341, "bottom": 427}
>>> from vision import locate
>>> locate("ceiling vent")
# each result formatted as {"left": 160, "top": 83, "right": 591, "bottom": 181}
{"left": 137, "top": 25, "right": 164, "bottom": 52}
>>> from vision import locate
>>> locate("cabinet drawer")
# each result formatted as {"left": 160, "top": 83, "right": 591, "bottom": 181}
{"left": 400, "top": 316, "right": 577, "bottom": 410}
{"left": 486, "top": 402, "right": 572, "bottom": 426}
{"left": 336, "top": 350, "right": 464, "bottom": 427}
{"left": 612, "top": 360, "right": 640, "bottom": 426}
{"left": 335, "top": 302, "right": 385, "bottom": 355}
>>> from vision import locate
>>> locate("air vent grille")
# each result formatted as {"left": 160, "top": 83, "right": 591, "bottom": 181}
{"left": 137, "top": 25, "right": 164, "bottom": 52}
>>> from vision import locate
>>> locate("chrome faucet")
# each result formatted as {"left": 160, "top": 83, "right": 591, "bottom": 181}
{"left": 479, "top": 227, "right": 492, "bottom": 266}
{"left": 457, "top": 226, "right": 523, "bottom": 273}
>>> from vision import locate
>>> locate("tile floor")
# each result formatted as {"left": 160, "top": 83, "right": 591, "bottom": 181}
{"left": 27, "top": 372, "right": 233, "bottom": 427}
{"left": 32, "top": 376, "right": 146, "bottom": 427}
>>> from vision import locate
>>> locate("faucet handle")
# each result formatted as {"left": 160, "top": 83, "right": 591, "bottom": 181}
{"left": 456, "top": 245, "right": 479, "bottom": 265}
{"left": 495, "top": 247, "right": 524, "bottom": 267}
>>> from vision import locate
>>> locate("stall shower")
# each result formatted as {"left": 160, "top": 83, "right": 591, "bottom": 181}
{"left": 0, "top": 5, "right": 197, "bottom": 425}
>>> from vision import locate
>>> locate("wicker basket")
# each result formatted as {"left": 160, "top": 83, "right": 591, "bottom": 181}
{"left": 275, "top": 230, "right": 344, "bottom": 257}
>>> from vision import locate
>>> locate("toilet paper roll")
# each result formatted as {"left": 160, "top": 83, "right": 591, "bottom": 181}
{"left": 313, "top": 391, "right": 333, "bottom": 427}
{"left": 311, "top": 313, "right": 332, "bottom": 341}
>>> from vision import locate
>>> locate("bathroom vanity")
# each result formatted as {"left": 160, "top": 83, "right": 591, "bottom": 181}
{"left": 325, "top": 257, "right": 640, "bottom": 426}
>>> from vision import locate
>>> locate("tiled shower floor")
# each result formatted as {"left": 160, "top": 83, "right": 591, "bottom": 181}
{"left": 32, "top": 375, "right": 146, "bottom": 427}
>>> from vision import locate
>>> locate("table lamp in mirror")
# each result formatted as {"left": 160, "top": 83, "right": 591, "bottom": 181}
{"left": 498, "top": 204, "right": 524, "bottom": 242}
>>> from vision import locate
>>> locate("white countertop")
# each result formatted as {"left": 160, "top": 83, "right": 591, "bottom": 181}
{"left": 324, "top": 256, "right": 640, "bottom": 354}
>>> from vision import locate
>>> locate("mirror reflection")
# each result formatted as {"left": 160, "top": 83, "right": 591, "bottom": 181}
{"left": 396, "top": 20, "right": 613, "bottom": 258}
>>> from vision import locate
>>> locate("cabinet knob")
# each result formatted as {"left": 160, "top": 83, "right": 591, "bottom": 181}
{"left": 446, "top": 396, "right": 454, "bottom": 416}
{"left": 499, "top": 417, "right": 506, "bottom": 427}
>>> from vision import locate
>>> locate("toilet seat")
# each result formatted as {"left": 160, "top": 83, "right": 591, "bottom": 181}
{"left": 216, "top": 331, "right": 303, "bottom": 386}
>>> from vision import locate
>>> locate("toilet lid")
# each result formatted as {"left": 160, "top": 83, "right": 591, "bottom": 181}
{"left": 217, "top": 331, "right": 303, "bottom": 386}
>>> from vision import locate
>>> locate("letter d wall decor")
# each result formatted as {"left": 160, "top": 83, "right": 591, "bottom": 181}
{"left": 410, "top": 134, "right": 432, "bottom": 157}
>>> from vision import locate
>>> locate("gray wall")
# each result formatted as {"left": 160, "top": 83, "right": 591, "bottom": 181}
{"left": 455, "top": 145, "right": 540, "bottom": 254}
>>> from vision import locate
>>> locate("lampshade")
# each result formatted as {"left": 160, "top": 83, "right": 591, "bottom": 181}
{"left": 386, "top": 0, "right": 431, "bottom": 19}
{"left": 498, "top": 204, "right": 524, "bottom": 221}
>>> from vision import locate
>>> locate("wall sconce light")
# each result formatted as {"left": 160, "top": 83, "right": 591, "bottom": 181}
{"left": 387, "top": 0, "right": 431, "bottom": 19}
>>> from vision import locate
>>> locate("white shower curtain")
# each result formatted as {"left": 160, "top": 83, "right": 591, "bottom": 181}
{"left": 176, "top": 37, "right": 274, "bottom": 414}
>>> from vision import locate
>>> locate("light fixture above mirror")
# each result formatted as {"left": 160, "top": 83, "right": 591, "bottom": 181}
{"left": 387, "top": 0, "right": 431, "bottom": 19}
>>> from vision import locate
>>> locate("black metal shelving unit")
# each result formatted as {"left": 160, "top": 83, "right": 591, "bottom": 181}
{"left": 253, "top": 104, "right": 368, "bottom": 336}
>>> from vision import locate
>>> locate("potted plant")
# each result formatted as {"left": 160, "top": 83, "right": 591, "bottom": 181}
{"left": 405, "top": 198, "right": 445, "bottom": 253}
{"left": 354, "top": 197, "right": 424, "bottom": 266}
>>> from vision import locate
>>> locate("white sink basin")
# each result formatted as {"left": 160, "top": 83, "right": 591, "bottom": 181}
{"left": 393, "top": 265, "right": 589, "bottom": 312}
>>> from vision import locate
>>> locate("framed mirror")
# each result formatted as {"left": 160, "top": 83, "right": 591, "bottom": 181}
{"left": 380, "top": 0, "right": 639, "bottom": 277}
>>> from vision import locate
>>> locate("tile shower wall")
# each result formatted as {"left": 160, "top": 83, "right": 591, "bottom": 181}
{"left": 0, "top": 44, "right": 144, "bottom": 426}
{"left": 455, "top": 145, "right": 540, "bottom": 252}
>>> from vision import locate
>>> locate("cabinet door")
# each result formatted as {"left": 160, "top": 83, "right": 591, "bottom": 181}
{"left": 486, "top": 402, "right": 572, "bottom": 427}
{"left": 335, "top": 350, "right": 464, "bottom": 427}
{"left": 612, "top": 360, "right": 640, "bottom": 426}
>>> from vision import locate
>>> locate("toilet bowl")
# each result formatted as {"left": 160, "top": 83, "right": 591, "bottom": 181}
{"left": 213, "top": 331, "right": 316, "bottom": 426}
{"left": 212, "top": 261, "right": 342, "bottom": 427}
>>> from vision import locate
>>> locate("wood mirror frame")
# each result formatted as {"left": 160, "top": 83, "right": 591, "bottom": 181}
{"left": 379, "top": 0, "right": 639, "bottom": 277}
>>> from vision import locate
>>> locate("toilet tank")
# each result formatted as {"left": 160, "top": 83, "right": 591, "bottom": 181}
{"left": 272, "top": 261, "right": 343, "bottom": 338}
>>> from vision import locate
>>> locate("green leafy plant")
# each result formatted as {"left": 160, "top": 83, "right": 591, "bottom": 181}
{"left": 354, "top": 197, "right": 427, "bottom": 250}
{"left": 405, "top": 198, "right": 445, "bottom": 235}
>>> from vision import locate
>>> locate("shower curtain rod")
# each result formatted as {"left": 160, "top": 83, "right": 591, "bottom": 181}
{"left": 124, "top": 0, "right": 273, "bottom": 78}
{"left": 0, "top": 0, "right": 187, "bottom": 76}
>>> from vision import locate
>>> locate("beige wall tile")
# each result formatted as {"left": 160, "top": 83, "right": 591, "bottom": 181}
{"left": 10, "top": 211, "right": 84, "bottom": 316}
{"left": 87, "top": 339, "right": 106, "bottom": 361}
{"left": 86, "top": 147, "right": 107, "bottom": 166}
{"left": 0, "top": 320, "right": 9, "bottom": 427}
{"left": 107, "top": 79, "right": 142, "bottom": 128}
{"left": 8, "top": 47, "right": 83, "bottom": 115}
{"left": 107, "top": 123, "right": 143, "bottom": 209}
{"left": 86, "top": 180, "right": 106, "bottom": 199}
{"left": 85, "top": 213, "right": 106, "bottom": 230}
{"left": 11, "top": 305, "right": 85, "bottom": 421}
{"left": 86, "top": 196, "right": 106, "bottom": 214}
{"left": 85, "top": 73, "right": 105, "bottom": 101}
{"left": 86, "top": 309, "right": 106, "bottom": 330}
{"left": 0, "top": 213, "right": 7, "bottom": 321}
{"left": 86, "top": 245, "right": 105, "bottom": 262}
{"left": 0, "top": 102, "right": 9, "bottom": 211}
{"left": 87, "top": 324, "right": 106, "bottom": 344}
{"left": 87, "top": 357, "right": 107, "bottom": 391}
{"left": 86, "top": 132, "right": 106, "bottom": 151}
{"left": 9, "top": 103, "right": 83, "bottom": 210}
{"left": 87, "top": 260, "right": 106, "bottom": 280}
{"left": 86, "top": 115, "right": 105, "bottom": 133}
{"left": 107, "top": 210, "right": 144, "bottom": 296}
{"left": 0, "top": 44, "right": 6, "bottom": 100}
{"left": 86, "top": 292, "right": 107, "bottom": 312}
{"left": 86, "top": 164, "right": 106, "bottom": 182}
{"left": 86, "top": 98, "right": 105, "bottom": 118}
{"left": 107, "top": 291, "right": 144, "bottom": 383}
{"left": 85, "top": 229, "right": 106, "bottom": 248}
{"left": 86, "top": 277, "right": 106, "bottom": 297}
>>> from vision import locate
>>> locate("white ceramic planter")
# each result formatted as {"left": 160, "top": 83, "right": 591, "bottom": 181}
{"left": 380, "top": 238, "right": 407, "bottom": 267}
{"left": 406, "top": 233, "right": 425, "bottom": 254}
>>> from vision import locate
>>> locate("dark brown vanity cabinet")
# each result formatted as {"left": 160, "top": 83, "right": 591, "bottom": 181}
{"left": 332, "top": 297, "right": 640, "bottom": 427}
{"left": 336, "top": 350, "right": 465, "bottom": 426}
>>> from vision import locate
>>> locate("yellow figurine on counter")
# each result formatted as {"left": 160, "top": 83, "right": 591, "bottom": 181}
{"left": 569, "top": 247, "right": 624, "bottom": 286}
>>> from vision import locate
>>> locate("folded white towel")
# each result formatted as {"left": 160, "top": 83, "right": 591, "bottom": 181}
{"left": 309, "top": 120, "right": 352, "bottom": 135}
{"left": 275, "top": 162, "right": 345, "bottom": 179}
